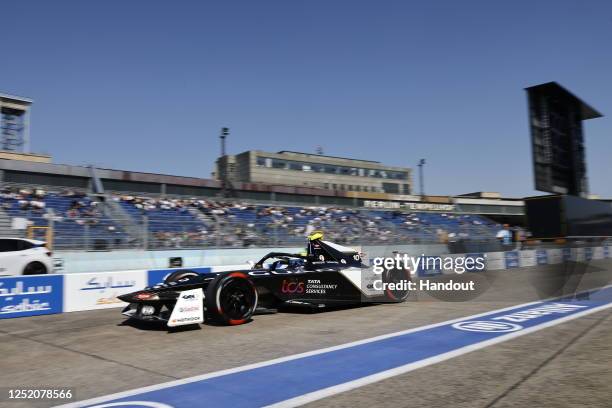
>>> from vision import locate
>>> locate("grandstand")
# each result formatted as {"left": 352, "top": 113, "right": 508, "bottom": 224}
{"left": 0, "top": 187, "right": 129, "bottom": 249}
{"left": 0, "top": 183, "right": 502, "bottom": 251}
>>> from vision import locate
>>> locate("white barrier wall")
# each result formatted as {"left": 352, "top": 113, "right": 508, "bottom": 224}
{"left": 53, "top": 244, "right": 449, "bottom": 274}
{"left": 53, "top": 247, "right": 302, "bottom": 274}
{"left": 64, "top": 270, "right": 148, "bottom": 312}
{"left": 485, "top": 252, "right": 506, "bottom": 270}
{"left": 547, "top": 248, "right": 563, "bottom": 264}
{"left": 519, "top": 250, "right": 537, "bottom": 267}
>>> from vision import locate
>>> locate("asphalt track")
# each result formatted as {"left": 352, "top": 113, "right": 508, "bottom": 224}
{"left": 1, "top": 261, "right": 611, "bottom": 408}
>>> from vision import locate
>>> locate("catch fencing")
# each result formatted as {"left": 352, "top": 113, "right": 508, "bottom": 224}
{"left": 11, "top": 215, "right": 499, "bottom": 252}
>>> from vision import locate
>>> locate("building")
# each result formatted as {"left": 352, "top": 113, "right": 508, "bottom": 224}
{"left": 215, "top": 150, "right": 412, "bottom": 194}
{"left": 0, "top": 92, "right": 52, "bottom": 164}
{"left": 0, "top": 93, "right": 33, "bottom": 153}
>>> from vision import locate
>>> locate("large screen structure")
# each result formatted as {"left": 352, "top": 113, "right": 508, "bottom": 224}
{"left": 525, "top": 82, "right": 602, "bottom": 197}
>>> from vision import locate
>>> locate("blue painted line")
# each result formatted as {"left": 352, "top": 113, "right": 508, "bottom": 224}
{"left": 64, "top": 286, "right": 612, "bottom": 408}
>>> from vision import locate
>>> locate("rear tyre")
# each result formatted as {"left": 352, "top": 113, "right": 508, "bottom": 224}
{"left": 23, "top": 261, "right": 47, "bottom": 276}
{"left": 164, "top": 270, "right": 199, "bottom": 283}
{"left": 205, "top": 272, "right": 257, "bottom": 325}
{"left": 383, "top": 268, "right": 412, "bottom": 302}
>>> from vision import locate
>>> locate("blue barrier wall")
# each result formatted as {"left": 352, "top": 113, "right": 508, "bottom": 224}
{"left": 0, "top": 275, "right": 64, "bottom": 319}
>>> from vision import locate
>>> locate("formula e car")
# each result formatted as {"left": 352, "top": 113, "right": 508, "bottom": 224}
{"left": 119, "top": 233, "right": 411, "bottom": 328}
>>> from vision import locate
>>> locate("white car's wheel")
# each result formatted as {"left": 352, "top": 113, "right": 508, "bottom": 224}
{"left": 23, "top": 261, "right": 48, "bottom": 275}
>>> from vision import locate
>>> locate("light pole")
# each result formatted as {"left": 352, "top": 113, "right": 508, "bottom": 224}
{"left": 219, "top": 127, "right": 229, "bottom": 197}
{"left": 417, "top": 159, "right": 426, "bottom": 198}
{"left": 220, "top": 127, "right": 229, "bottom": 157}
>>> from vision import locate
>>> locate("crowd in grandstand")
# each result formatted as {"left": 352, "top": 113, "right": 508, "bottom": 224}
{"left": 113, "top": 194, "right": 501, "bottom": 248}
{"left": 0, "top": 186, "right": 109, "bottom": 225}
{"left": 0, "top": 186, "right": 517, "bottom": 250}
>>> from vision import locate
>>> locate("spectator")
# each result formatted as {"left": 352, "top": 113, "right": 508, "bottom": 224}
{"left": 496, "top": 224, "right": 512, "bottom": 246}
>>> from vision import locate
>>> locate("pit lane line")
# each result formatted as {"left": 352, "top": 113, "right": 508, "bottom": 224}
{"left": 56, "top": 285, "right": 612, "bottom": 408}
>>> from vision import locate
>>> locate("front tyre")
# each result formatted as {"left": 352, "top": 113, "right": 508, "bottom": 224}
{"left": 205, "top": 272, "right": 257, "bottom": 325}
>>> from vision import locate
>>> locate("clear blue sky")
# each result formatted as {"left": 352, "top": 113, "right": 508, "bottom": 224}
{"left": 2, "top": 1, "right": 611, "bottom": 198}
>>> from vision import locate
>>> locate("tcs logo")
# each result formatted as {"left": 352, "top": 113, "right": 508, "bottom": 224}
{"left": 281, "top": 279, "right": 305, "bottom": 294}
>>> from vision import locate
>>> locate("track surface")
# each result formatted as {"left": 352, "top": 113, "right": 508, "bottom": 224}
{"left": 1, "top": 261, "right": 611, "bottom": 408}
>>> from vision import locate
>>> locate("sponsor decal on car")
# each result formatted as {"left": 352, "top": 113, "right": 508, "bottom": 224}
{"left": 168, "top": 288, "right": 204, "bottom": 327}
{"left": 179, "top": 306, "right": 200, "bottom": 313}
{"left": 305, "top": 279, "right": 337, "bottom": 294}
{"left": 281, "top": 279, "right": 305, "bottom": 294}
{"left": 281, "top": 278, "right": 338, "bottom": 295}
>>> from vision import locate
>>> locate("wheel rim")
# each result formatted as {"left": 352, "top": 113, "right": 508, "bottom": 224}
{"left": 385, "top": 269, "right": 410, "bottom": 301}
{"left": 218, "top": 278, "right": 256, "bottom": 320}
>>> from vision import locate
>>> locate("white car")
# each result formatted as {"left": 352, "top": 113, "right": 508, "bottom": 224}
{"left": 0, "top": 238, "right": 53, "bottom": 276}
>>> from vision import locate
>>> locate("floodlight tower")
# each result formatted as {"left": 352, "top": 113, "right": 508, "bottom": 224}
{"left": 218, "top": 127, "right": 235, "bottom": 198}
{"left": 417, "top": 158, "right": 426, "bottom": 198}
{"left": 220, "top": 127, "right": 229, "bottom": 156}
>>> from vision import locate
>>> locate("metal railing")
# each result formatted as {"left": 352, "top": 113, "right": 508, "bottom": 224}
{"left": 4, "top": 214, "right": 501, "bottom": 251}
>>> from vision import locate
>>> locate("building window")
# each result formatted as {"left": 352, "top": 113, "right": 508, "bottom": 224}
{"left": 254, "top": 156, "right": 408, "bottom": 182}
{"left": 272, "top": 159, "right": 287, "bottom": 169}
{"left": 382, "top": 183, "right": 400, "bottom": 194}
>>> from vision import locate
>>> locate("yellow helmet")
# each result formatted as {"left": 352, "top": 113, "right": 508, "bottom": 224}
{"left": 308, "top": 231, "right": 324, "bottom": 241}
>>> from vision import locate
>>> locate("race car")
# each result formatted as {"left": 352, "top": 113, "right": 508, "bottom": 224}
{"left": 118, "top": 232, "right": 412, "bottom": 328}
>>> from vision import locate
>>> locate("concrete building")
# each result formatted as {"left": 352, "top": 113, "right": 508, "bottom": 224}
{"left": 215, "top": 150, "right": 412, "bottom": 194}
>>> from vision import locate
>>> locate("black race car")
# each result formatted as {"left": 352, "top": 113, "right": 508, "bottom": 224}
{"left": 119, "top": 233, "right": 411, "bottom": 328}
